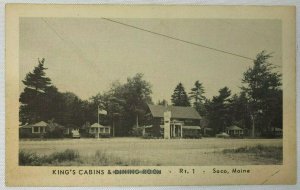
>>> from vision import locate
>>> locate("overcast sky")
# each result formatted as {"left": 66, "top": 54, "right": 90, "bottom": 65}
{"left": 20, "top": 18, "right": 281, "bottom": 103}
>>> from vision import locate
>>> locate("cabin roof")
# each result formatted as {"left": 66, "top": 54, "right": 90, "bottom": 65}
{"left": 226, "top": 125, "right": 243, "bottom": 130}
{"left": 90, "top": 123, "right": 110, "bottom": 128}
{"left": 147, "top": 104, "right": 201, "bottom": 120}
{"left": 31, "top": 121, "right": 48, "bottom": 127}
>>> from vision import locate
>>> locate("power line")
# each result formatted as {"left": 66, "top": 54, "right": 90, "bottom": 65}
{"left": 41, "top": 18, "right": 99, "bottom": 70}
{"left": 41, "top": 18, "right": 65, "bottom": 42}
{"left": 102, "top": 18, "right": 256, "bottom": 62}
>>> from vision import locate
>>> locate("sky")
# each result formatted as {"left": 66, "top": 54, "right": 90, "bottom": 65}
{"left": 19, "top": 18, "right": 282, "bottom": 103}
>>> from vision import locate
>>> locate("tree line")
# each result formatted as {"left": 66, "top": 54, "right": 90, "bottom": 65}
{"left": 20, "top": 51, "right": 282, "bottom": 137}
{"left": 19, "top": 59, "right": 153, "bottom": 136}
{"left": 167, "top": 51, "right": 282, "bottom": 137}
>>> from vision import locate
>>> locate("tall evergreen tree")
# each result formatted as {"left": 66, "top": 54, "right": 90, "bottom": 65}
{"left": 227, "top": 92, "right": 251, "bottom": 131}
{"left": 19, "top": 58, "right": 52, "bottom": 124}
{"left": 189, "top": 81, "right": 206, "bottom": 115}
{"left": 22, "top": 58, "right": 51, "bottom": 92}
{"left": 241, "top": 51, "right": 282, "bottom": 137}
{"left": 171, "top": 83, "right": 191, "bottom": 106}
{"left": 206, "top": 87, "right": 231, "bottom": 133}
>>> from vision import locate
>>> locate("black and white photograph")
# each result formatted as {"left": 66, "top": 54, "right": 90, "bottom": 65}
{"left": 5, "top": 4, "right": 296, "bottom": 186}
{"left": 18, "top": 17, "right": 283, "bottom": 166}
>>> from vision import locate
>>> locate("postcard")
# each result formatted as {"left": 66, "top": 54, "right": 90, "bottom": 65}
{"left": 5, "top": 4, "right": 296, "bottom": 186}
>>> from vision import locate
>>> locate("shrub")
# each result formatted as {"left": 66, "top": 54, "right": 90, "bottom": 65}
{"left": 19, "top": 129, "right": 41, "bottom": 139}
{"left": 47, "top": 149, "right": 80, "bottom": 163}
{"left": 222, "top": 145, "right": 283, "bottom": 161}
{"left": 44, "top": 127, "right": 64, "bottom": 138}
{"left": 142, "top": 133, "right": 154, "bottom": 139}
{"left": 19, "top": 151, "right": 44, "bottom": 166}
{"left": 19, "top": 149, "right": 80, "bottom": 166}
{"left": 130, "top": 125, "right": 143, "bottom": 137}
{"left": 99, "top": 134, "right": 110, "bottom": 138}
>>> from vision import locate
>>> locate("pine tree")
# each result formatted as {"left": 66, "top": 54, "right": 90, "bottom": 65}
{"left": 19, "top": 58, "right": 52, "bottom": 124}
{"left": 242, "top": 51, "right": 282, "bottom": 137}
{"left": 206, "top": 87, "right": 231, "bottom": 134}
{"left": 171, "top": 83, "right": 191, "bottom": 106}
{"left": 189, "top": 81, "right": 206, "bottom": 115}
{"left": 22, "top": 58, "right": 51, "bottom": 92}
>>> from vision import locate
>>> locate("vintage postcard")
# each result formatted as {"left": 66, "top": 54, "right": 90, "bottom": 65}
{"left": 5, "top": 4, "right": 296, "bottom": 186}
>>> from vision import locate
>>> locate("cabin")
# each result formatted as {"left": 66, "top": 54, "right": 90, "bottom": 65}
{"left": 144, "top": 104, "right": 202, "bottom": 138}
{"left": 19, "top": 121, "right": 49, "bottom": 138}
{"left": 226, "top": 125, "right": 244, "bottom": 137}
{"left": 30, "top": 121, "right": 48, "bottom": 134}
{"left": 89, "top": 123, "right": 111, "bottom": 138}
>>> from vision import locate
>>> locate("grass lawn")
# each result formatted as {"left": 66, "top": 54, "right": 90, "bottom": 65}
{"left": 19, "top": 137, "right": 282, "bottom": 166}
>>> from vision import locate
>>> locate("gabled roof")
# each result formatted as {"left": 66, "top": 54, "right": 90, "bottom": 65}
{"left": 31, "top": 121, "right": 48, "bottom": 127}
{"left": 19, "top": 124, "right": 32, "bottom": 129}
{"left": 147, "top": 104, "right": 201, "bottom": 120}
{"left": 226, "top": 125, "right": 243, "bottom": 130}
{"left": 90, "top": 123, "right": 110, "bottom": 128}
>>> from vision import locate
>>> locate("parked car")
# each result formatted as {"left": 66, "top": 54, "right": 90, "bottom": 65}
{"left": 216, "top": 132, "right": 230, "bottom": 138}
{"left": 71, "top": 129, "right": 80, "bottom": 138}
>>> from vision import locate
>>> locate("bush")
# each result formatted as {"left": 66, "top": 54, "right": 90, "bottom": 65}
{"left": 222, "top": 145, "right": 282, "bottom": 161}
{"left": 19, "top": 129, "right": 41, "bottom": 139}
{"left": 142, "top": 133, "right": 159, "bottom": 139}
{"left": 99, "top": 134, "right": 110, "bottom": 138}
{"left": 19, "top": 151, "right": 44, "bottom": 166}
{"left": 44, "top": 128, "right": 64, "bottom": 138}
{"left": 19, "top": 149, "right": 80, "bottom": 166}
{"left": 47, "top": 149, "right": 79, "bottom": 163}
{"left": 130, "top": 125, "right": 143, "bottom": 137}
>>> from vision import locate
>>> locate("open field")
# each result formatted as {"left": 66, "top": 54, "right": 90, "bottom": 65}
{"left": 19, "top": 138, "right": 282, "bottom": 166}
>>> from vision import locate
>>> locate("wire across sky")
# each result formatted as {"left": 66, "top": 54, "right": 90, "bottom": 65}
{"left": 102, "top": 17, "right": 256, "bottom": 62}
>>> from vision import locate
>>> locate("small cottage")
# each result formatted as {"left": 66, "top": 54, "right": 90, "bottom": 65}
{"left": 226, "top": 125, "right": 244, "bottom": 137}
{"left": 30, "top": 121, "right": 48, "bottom": 134}
{"left": 89, "top": 123, "right": 111, "bottom": 138}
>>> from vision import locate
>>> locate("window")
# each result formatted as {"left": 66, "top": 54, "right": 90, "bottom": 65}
{"left": 33, "top": 127, "right": 39, "bottom": 133}
{"left": 160, "top": 118, "right": 164, "bottom": 125}
{"left": 100, "top": 128, "right": 104, "bottom": 133}
{"left": 105, "top": 128, "right": 109, "bottom": 133}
